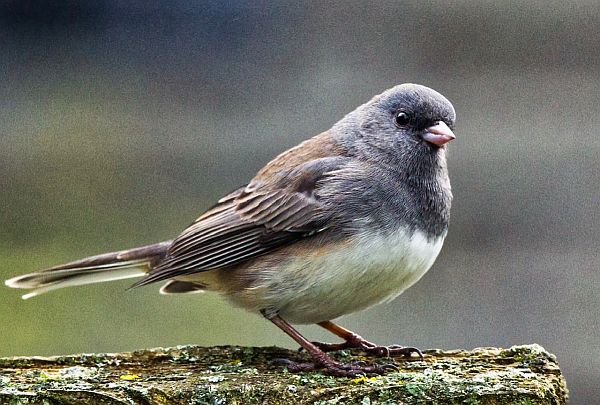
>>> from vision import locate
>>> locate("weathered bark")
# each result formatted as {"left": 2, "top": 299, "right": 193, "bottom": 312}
{"left": 0, "top": 344, "right": 567, "bottom": 404}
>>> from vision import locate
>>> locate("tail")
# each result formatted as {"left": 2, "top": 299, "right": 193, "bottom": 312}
{"left": 5, "top": 241, "right": 172, "bottom": 299}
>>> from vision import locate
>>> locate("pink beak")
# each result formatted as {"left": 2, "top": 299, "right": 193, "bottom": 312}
{"left": 422, "top": 121, "right": 455, "bottom": 147}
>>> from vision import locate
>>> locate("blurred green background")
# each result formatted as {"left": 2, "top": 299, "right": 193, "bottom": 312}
{"left": 0, "top": 1, "right": 598, "bottom": 402}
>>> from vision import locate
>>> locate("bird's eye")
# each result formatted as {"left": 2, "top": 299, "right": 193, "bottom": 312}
{"left": 394, "top": 111, "right": 411, "bottom": 127}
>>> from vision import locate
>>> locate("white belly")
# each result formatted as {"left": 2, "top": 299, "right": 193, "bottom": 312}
{"left": 262, "top": 229, "right": 445, "bottom": 324}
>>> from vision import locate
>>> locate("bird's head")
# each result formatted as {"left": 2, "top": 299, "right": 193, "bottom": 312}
{"left": 335, "top": 84, "right": 456, "bottom": 164}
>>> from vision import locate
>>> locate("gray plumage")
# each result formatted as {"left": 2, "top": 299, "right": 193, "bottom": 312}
{"left": 6, "top": 83, "right": 455, "bottom": 326}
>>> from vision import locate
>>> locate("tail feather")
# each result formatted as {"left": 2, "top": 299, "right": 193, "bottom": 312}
{"left": 5, "top": 241, "right": 172, "bottom": 299}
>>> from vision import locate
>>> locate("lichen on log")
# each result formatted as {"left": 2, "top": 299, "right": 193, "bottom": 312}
{"left": 0, "top": 344, "right": 567, "bottom": 404}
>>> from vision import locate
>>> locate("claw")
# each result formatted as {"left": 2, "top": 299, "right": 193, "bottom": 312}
{"left": 359, "top": 344, "right": 424, "bottom": 360}
{"left": 310, "top": 340, "right": 422, "bottom": 360}
{"left": 392, "top": 346, "right": 423, "bottom": 360}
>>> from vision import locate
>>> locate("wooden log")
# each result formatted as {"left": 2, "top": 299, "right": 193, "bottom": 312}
{"left": 0, "top": 344, "right": 568, "bottom": 404}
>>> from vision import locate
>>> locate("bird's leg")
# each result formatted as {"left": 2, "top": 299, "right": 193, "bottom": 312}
{"left": 315, "top": 320, "right": 423, "bottom": 359}
{"left": 263, "top": 312, "right": 396, "bottom": 376}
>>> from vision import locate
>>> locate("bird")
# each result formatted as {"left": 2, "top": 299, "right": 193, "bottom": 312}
{"left": 5, "top": 83, "right": 456, "bottom": 376}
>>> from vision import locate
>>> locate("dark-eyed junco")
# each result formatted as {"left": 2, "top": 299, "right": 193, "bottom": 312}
{"left": 6, "top": 83, "right": 456, "bottom": 376}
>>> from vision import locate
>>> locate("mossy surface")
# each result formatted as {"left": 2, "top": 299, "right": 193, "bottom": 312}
{"left": 0, "top": 344, "right": 568, "bottom": 404}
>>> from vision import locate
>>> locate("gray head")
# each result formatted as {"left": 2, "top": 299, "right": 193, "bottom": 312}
{"left": 333, "top": 84, "right": 456, "bottom": 170}
{"left": 330, "top": 84, "right": 455, "bottom": 237}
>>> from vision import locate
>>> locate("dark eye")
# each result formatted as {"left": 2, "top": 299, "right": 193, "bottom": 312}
{"left": 394, "top": 111, "right": 411, "bottom": 127}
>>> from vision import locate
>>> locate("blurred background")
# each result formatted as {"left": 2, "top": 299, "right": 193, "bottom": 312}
{"left": 0, "top": 1, "right": 598, "bottom": 402}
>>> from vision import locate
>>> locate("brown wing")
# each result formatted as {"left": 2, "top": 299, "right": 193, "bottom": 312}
{"left": 131, "top": 155, "right": 346, "bottom": 288}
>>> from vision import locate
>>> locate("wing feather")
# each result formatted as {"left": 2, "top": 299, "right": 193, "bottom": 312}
{"left": 131, "top": 156, "right": 348, "bottom": 288}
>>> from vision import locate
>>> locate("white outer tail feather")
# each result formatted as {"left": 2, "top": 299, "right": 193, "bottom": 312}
{"left": 5, "top": 241, "right": 171, "bottom": 299}
{"left": 5, "top": 260, "right": 149, "bottom": 300}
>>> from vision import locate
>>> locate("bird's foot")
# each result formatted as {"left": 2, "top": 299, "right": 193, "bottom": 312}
{"left": 359, "top": 343, "right": 423, "bottom": 359}
{"left": 274, "top": 358, "right": 398, "bottom": 377}
{"left": 312, "top": 338, "right": 423, "bottom": 359}
{"left": 310, "top": 341, "right": 352, "bottom": 352}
